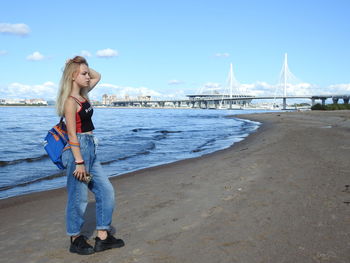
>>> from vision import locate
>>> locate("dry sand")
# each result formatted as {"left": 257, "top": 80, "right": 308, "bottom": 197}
{"left": 0, "top": 111, "right": 349, "bottom": 263}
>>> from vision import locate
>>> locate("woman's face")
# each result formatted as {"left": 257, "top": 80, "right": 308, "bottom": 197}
{"left": 73, "top": 64, "right": 91, "bottom": 89}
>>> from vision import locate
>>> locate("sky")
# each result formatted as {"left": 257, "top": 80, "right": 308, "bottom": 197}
{"left": 0, "top": 0, "right": 349, "bottom": 101}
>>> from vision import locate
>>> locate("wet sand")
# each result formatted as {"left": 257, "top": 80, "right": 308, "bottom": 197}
{"left": 0, "top": 111, "right": 349, "bottom": 263}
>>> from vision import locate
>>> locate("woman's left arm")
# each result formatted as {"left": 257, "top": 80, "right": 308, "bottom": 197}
{"left": 88, "top": 68, "right": 101, "bottom": 92}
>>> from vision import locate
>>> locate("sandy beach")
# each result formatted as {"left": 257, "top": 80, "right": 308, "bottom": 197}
{"left": 0, "top": 111, "right": 349, "bottom": 263}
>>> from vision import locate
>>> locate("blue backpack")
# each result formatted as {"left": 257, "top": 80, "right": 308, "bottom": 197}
{"left": 44, "top": 117, "right": 69, "bottom": 169}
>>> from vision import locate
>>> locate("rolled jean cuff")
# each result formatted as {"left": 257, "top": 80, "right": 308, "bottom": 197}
{"left": 67, "top": 231, "right": 81, "bottom": 236}
{"left": 96, "top": 226, "right": 111, "bottom": 231}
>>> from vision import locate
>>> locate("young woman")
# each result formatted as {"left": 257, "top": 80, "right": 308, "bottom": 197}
{"left": 56, "top": 56, "right": 124, "bottom": 255}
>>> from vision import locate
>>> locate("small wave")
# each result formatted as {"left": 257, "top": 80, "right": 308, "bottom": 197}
{"left": 101, "top": 142, "right": 155, "bottom": 165}
{"left": 144, "top": 141, "right": 156, "bottom": 151}
{"left": 191, "top": 138, "right": 216, "bottom": 153}
{"left": 101, "top": 150, "right": 151, "bottom": 165}
{"left": 131, "top": 128, "right": 156, "bottom": 132}
{"left": 153, "top": 134, "right": 167, "bottom": 140}
{"left": 0, "top": 171, "right": 65, "bottom": 192}
{"left": 194, "top": 115, "right": 220, "bottom": 120}
{"left": 157, "top": 130, "right": 182, "bottom": 134}
{"left": 137, "top": 150, "right": 151, "bottom": 155}
{"left": 131, "top": 128, "right": 143, "bottom": 132}
{"left": 0, "top": 154, "right": 48, "bottom": 167}
{"left": 101, "top": 155, "right": 132, "bottom": 165}
{"left": 152, "top": 130, "right": 182, "bottom": 141}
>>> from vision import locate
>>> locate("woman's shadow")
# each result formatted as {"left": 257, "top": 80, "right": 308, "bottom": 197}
{"left": 80, "top": 201, "right": 116, "bottom": 238}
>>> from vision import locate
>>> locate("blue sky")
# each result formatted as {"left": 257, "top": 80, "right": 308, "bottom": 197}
{"left": 0, "top": 0, "right": 349, "bottom": 101}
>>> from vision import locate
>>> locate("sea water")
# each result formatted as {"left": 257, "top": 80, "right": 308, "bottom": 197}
{"left": 0, "top": 107, "right": 261, "bottom": 199}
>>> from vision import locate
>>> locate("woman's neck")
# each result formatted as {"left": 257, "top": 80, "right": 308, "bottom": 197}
{"left": 70, "top": 85, "right": 83, "bottom": 99}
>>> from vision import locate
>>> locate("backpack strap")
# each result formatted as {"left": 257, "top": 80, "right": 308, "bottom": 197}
{"left": 57, "top": 117, "right": 65, "bottom": 129}
{"left": 69, "top": 96, "right": 83, "bottom": 106}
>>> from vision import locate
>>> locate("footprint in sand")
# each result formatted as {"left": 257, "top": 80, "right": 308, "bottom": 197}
{"left": 132, "top": 248, "right": 144, "bottom": 256}
{"left": 201, "top": 206, "right": 223, "bottom": 218}
{"left": 222, "top": 194, "right": 236, "bottom": 201}
{"left": 181, "top": 222, "right": 198, "bottom": 230}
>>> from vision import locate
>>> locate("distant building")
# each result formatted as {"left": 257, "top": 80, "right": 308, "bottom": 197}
{"left": 0, "top": 98, "right": 25, "bottom": 104}
{"left": 25, "top": 99, "right": 48, "bottom": 105}
{"left": 102, "top": 94, "right": 152, "bottom": 106}
{"left": 102, "top": 94, "right": 118, "bottom": 105}
{"left": 0, "top": 98, "right": 48, "bottom": 105}
{"left": 137, "top": 95, "right": 151, "bottom": 101}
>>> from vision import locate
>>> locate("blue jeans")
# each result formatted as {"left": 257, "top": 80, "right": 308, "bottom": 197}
{"left": 62, "top": 133, "right": 115, "bottom": 236}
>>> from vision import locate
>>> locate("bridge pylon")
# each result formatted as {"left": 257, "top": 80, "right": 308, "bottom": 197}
{"left": 274, "top": 53, "right": 298, "bottom": 110}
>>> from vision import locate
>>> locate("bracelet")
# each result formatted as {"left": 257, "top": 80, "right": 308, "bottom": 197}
{"left": 69, "top": 141, "right": 80, "bottom": 148}
{"left": 75, "top": 160, "right": 85, "bottom": 165}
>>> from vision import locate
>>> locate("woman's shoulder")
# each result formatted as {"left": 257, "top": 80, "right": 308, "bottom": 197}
{"left": 65, "top": 96, "right": 80, "bottom": 108}
{"left": 69, "top": 95, "right": 86, "bottom": 104}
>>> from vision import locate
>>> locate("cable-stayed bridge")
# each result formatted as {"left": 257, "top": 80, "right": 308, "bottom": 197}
{"left": 112, "top": 54, "right": 349, "bottom": 109}
{"left": 111, "top": 94, "right": 349, "bottom": 109}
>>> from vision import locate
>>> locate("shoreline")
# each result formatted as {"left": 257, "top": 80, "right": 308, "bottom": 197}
{"left": 0, "top": 113, "right": 260, "bottom": 200}
{"left": 1, "top": 110, "right": 349, "bottom": 262}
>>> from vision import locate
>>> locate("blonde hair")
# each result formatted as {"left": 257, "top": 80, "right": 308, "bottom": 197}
{"left": 56, "top": 56, "right": 89, "bottom": 116}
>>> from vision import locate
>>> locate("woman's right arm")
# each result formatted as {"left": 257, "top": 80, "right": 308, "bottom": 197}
{"left": 64, "top": 98, "right": 87, "bottom": 181}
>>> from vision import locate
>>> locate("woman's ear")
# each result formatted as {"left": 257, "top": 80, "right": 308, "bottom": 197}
{"left": 72, "top": 71, "right": 78, "bottom": 81}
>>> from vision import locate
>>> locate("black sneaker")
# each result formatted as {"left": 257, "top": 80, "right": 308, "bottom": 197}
{"left": 94, "top": 231, "right": 125, "bottom": 252}
{"left": 69, "top": 235, "right": 95, "bottom": 255}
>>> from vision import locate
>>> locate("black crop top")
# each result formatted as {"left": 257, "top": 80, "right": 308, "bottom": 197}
{"left": 70, "top": 96, "right": 95, "bottom": 133}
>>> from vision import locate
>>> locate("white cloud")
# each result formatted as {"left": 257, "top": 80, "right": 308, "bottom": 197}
{"left": 196, "top": 80, "right": 321, "bottom": 97}
{"left": 0, "top": 23, "right": 30, "bottom": 36}
{"left": 204, "top": 82, "right": 221, "bottom": 89}
{"left": 194, "top": 82, "right": 222, "bottom": 95}
{"left": 240, "top": 81, "right": 317, "bottom": 97}
{"left": 81, "top": 50, "right": 92, "bottom": 57}
{"left": 203, "top": 82, "right": 222, "bottom": 92}
{"left": 96, "top": 48, "right": 118, "bottom": 58}
{"left": 160, "top": 90, "right": 186, "bottom": 99}
{"left": 168, "top": 79, "right": 184, "bottom": 85}
{"left": 89, "top": 83, "right": 161, "bottom": 100}
{"left": 215, "top": 53, "right": 230, "bottom": 58}
{"left": 0, "top": 81, "right": 57, "bottom": 99}
{"left": 324, "top": 83, "right": 350, "bottom": 95}
{"left": 26, "top": 51, "right": 45, "bottom": 61}
{"left": 0, "top": 81, "right": 179, "bottom": 101}
{"left": 0, "top": 50, "right": 8, "bottom": 56}
{"left": 240, "top": 82, "right": 273, "bottom": 96}
{"left": 89, "top": 83, "right": 189, "bottom": 100}
{"left": 286, "top": 83, "right": 315, "bottom": 96}
{"left": 241, "top": 82, "right": 350, "bottom": 104}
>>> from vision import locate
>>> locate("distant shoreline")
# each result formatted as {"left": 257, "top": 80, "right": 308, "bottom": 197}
{"left": 0, "top": 104, "right": 310, "bottom": 111}
{"left": 0, "top": 105, "right": 192, "bottom": 109}
{"left": 0, "top": 104, "right": 50, "bottom": 107}
{"left": 0, "top": 105, "right": 215, "bottom": 110}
